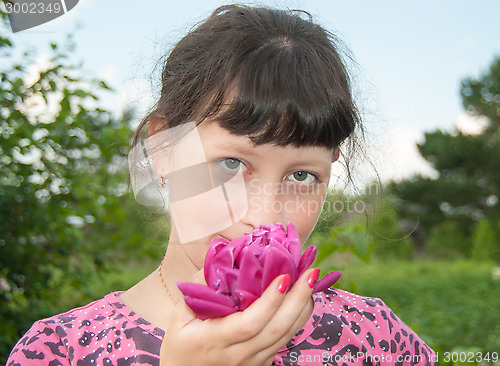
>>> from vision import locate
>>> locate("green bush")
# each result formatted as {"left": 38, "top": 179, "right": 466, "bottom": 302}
{"left": 471, "top": 218, "right": 499, "bottom": 262}
{"left": 311, "top": 186, "right": 418, "bottom": 267}
{"left": 310, "top": 189, "right": 377, "bottom": 273}
{"left": 367, "top": 193, "right": 415, "bottom": 261}
{"left": 0, "top": 11, "right": 164, "bottom": 363}
{"left": 426, "top": 221, "right": 470, "bottom": 259}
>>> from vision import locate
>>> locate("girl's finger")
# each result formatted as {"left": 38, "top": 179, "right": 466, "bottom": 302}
{"left": 245, "top": 295, "right": 314, "bottom": 366}
{"left": 245, "top": 268, "right": 317, "bottom": 351}
{"left": 217, "top": 274, "right": 290, "bottom": 344}
{"left": 263, "top": 294, "right": 315, "bottom": 358}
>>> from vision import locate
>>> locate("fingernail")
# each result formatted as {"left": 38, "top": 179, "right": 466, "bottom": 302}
{"left": 307, "top": 268, "right": 320, "bottom": 288}
{"left": 278, "top": 274, "right": 291, "bottom": 294}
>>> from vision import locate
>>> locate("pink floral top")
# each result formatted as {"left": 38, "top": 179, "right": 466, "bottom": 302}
{"left": 7, "top": 288, "right": 435, "bottom": 365}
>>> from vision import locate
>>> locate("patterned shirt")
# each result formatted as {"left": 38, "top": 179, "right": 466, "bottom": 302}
{"left": 7, "top": 289, "right": 435, "bottom": 365}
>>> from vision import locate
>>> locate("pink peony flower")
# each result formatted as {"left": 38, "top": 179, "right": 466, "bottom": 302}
{"left": 177, "top": 222, "right": 341, "bottom": 320}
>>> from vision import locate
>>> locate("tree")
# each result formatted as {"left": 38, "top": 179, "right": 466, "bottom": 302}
{"left": 461, "top": 57, "right": 500, "bottom": 134}
{"left": 391, "top": 56, "right": 500, "bottom": 253}
{"left": 0, "top": 9, "right": 160, "bottom": 362}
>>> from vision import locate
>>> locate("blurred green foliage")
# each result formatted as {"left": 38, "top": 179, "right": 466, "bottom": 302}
{"left": 461, "top": 57, "right": 500, "bottom": 134}
{"left": 311, "top": 186, "right": 416, "bottom": 269}
{"left": 391, "top": 56, "right": 500, "bottom": 261}
{"left": 311, "top": 189, "right": 376, "bottom": 269}
{"left": 0, "top": 10, "right": 163, "bottom": 363}
{"left": 426, "top": 221, "right": 470, "bottom": 259}
{"left": 342, "top": 259, "right": 500, "bottom": 364}
{"left": 365, "top": 190, "right": 415, "bottom": 260}
{"left": 472, "top": 218, "right": 499, "bottom": 262}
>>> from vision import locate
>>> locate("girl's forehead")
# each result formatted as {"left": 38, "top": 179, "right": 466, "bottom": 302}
{"left": 197, "top": 120, "right": 251, "bottom": 144}
{"left": 196, "top": 121, "right": 334, "bottom": 165}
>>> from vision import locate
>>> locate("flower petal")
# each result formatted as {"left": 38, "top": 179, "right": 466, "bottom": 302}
{"left": 229, "top": 234, "right": 252, "bottom": 248}
{"left": 177, "top": 281, "right": 235, "bottom": 308}
{"left": 204, "top": 238, "right": 229, "bottom": 281}
{"left": 297, "top": 245, "right": 317, "bottom": 276}
{"left": 232, "top": 234, "right": 253, "bottom": 266}
{"left": 183, "top": 296, "right": 237, "bottom": 320}
{"left": 286, "top": 222, "right": 300, "bottom": 245}
{"left": 269, "top": 237, "right": 293, "bottom": 255}
{"left": 259, "top": 237, "right": 292, "bottom": 268}
{"left": 261, "top": 247, "right": 296, "bottom": 291}
{"left": 252, "top": 227, "right": 267, "bottom": 237}
{"left": 269, "top": 224, "right": 286, "bottom": 243}
{"left": 234, "top": 289, "right": 259, "bottom": 310}
{"left": 313, "top": 271, "right": 342, "bottom": 293}
{"left": 217, "top": 267, "right": 239, "bottom": 294}
{"left": 248, "top": 237, "right": 264, "bottom": 258}
{"left": 285, "top": 238, "right": 302, "bottom": 267}
{"left": 237, "top": 247, "right": 263, "bottom": 297}
{"left": 286, "top": 222, "right": 302, "bottom": 265}
{"left": 206, "top": 247, "right": 235, "bottom": 288}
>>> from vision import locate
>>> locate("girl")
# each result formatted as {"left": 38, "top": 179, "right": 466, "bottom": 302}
{"left": 7, "top": 5, "right": 435, "bottom": 365}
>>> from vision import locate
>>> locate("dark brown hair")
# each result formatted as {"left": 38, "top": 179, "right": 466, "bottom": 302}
{"left": 133, "top": 4, "right": 361, "bottom": 153}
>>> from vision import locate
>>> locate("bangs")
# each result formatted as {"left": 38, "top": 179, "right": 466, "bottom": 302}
{"left": 202, "top": 35, "right": 358, "bottom": 149}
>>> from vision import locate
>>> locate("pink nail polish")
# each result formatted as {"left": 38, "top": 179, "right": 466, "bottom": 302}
{"left": 307, "top": 268, "right": 320, "bottom": 288}
{"left": 278, "top": 274, "right": 291, "bottom": 294}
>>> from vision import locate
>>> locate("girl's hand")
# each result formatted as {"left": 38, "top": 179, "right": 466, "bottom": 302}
{"left": 160, "top": 268, "right": 318, "bottom": 366}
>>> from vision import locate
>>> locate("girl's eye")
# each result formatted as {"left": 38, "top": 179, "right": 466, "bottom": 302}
{"left": 288, "top": 171, "right": 317, "bottom": 184}
{"left": 223, "top": 158, "right": 241, "bottom": 170}
{"left": 292, "top": 171, "right": 308, "bottom": 182}
{"left": 212, "top": 158, "right": 246, "bottom": 180}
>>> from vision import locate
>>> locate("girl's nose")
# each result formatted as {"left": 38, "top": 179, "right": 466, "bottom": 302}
{"left": 240, "top": 179, "right": 285, "bottom": 228}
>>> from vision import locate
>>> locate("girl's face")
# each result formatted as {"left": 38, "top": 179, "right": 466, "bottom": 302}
{"left": 166, "top": 121, "right": 334, "bottom": 268}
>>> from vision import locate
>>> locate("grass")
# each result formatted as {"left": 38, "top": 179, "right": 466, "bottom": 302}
{"left": 335, "top": 258, "right": 500, "bottom": 360}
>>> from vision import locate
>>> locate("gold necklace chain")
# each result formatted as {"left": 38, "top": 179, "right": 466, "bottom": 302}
{"left": 157, "top": 258, "right": 177, "bottom": 305}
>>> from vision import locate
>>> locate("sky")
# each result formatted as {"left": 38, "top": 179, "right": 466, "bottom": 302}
{"left": 3, "top": 0, "right": 500, "bottom": 185}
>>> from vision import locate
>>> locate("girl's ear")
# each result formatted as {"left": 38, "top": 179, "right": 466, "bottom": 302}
{"left": 147, "top": 113, "right": 169, "bottom": 178}
{"left": 148, "top": 113, "right": 167, "bottom": 136}
{"left": 332, "top": 149, "right": 340, "bottom": 163}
